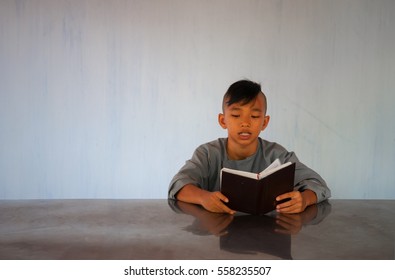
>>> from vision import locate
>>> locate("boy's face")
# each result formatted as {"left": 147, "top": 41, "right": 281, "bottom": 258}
{"left": 218, "top": 93, "right": 270, "bottom": 157}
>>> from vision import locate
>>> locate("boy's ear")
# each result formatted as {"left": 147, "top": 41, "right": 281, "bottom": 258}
{"left": 218, "top": 113, "right": 227, "bottom": 129}
{"left": 261, "top": 115, "right": 270, "bottom": 131}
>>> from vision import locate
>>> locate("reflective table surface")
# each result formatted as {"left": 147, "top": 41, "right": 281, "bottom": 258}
{"left": 0, "top": 199, "right": 394, "bottom": 259}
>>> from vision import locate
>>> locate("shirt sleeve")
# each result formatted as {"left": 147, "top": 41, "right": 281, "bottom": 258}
{"left": 276, "top": 149, "right": 331, "bottom": 203}
{"left": 168, "top": 145, "right": 212, "bottom": 199}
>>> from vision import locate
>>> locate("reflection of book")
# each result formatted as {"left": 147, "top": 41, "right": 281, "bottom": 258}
{"left": 220, "top": 214, "right": 292, "bottom": 259}
{"left": 220, "top": 159, "right": 296, "bottom": 215}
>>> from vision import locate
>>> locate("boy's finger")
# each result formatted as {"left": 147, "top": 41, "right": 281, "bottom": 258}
{"left": 276, "top": 192, "right": 292, "bottom": 201}
{"left": 219, "top": 202, "right": 235, "bottom": 215}
{"left": 216, "top": 192, "right": 229, "bottom": 203}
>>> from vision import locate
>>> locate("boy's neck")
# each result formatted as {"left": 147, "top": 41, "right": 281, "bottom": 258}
{"left": 226, "top": 139, "right": 259, "bottom": 160}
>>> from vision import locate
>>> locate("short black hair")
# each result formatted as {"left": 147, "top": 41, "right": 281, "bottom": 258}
{"left": 222, "top": 80, "right": 266, "bottom": 113}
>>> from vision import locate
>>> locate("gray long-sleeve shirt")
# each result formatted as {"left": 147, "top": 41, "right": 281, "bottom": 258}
{"left": 168, "top": 138, "right": 331, "bottom": 203}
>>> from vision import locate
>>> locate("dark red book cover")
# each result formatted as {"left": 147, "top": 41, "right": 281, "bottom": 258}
{"left": 221, "top": 163, "right": 296, "bottom": 215}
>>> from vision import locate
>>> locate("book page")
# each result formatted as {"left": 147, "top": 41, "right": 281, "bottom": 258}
{"left": 220, "top": 159, "right": 292, "bottom": 181}
{"left": 258, "top": 160, "right": 292, "bottom": 179}
{"left": 221, "top": 168, "right": 259, "bottom": 180}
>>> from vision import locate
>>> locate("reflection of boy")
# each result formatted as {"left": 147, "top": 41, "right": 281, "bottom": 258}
{"left": 169, "top": 80, "right": 331, "bottom": 214}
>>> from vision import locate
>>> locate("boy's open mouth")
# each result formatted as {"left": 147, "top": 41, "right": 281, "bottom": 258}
{"left": 238, "top": 132, "right": 252, "bottom": 139}
{"left": 239, "top": 132, "right": 251, "bottom": 136}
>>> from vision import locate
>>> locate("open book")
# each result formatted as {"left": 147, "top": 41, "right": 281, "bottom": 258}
{"left": 220, "top": 159, "right": 296, "bottom": 215}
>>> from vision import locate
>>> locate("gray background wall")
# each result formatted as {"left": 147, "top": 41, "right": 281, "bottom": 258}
{"left": 1, "top": 0, "right": 394, "bottom": 199}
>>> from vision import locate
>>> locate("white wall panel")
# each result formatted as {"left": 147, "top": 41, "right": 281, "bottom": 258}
{"left": 1, "top": 0, "right": 394, "bottom": 199}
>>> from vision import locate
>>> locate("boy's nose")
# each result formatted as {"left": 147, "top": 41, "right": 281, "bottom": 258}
{"left": 241, "top": 119, "right": 251, "bottom": 127}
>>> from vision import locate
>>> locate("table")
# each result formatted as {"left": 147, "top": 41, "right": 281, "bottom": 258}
{"left": 0, "top": 199, "right": 394, "bottom": 259}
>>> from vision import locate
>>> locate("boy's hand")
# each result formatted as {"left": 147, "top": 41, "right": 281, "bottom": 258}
{"left": 200, "top": 191, "right": 235, "bottom": 215}
{"left": 176, "top": 184, "right": 235, "bottom": 215}
{"left": 275, "top": 189, "right": 317, "bottom": 214}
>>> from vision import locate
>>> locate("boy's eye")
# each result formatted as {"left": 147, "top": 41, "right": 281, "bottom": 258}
{"left": 231, "top": 114, "right": 240, "bottom": 118}
{"left": 251, "top": 115, "right": 261, "bottom": 119}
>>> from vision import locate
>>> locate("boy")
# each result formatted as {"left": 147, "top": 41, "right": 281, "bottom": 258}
{"left": 168, "top": 80, "right": 331, "bottom": 214}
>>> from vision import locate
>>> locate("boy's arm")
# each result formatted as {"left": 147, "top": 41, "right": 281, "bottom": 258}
{"left": 266, "top": 140, "right": 331, "bottom": 204}
{"left": 176, "top": 184, "right": 235, "bottom": 215}
{"left": 301, "top": 189, "right": 317, "bottom": 206}
{"left": 275, "top": 148, "right": 331, "bottom": 204}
